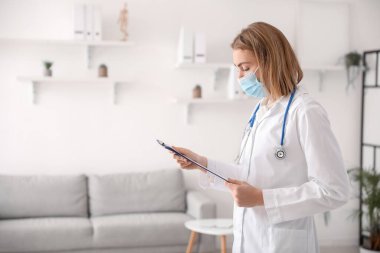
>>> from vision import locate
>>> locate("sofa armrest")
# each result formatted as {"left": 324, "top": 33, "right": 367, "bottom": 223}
{"left": 186, "top": 191, "right": 216, "bottom": 219}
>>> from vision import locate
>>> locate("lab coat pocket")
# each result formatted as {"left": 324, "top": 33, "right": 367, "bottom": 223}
{"left": 268, "top": 227, "right": 307, "bottom": 253}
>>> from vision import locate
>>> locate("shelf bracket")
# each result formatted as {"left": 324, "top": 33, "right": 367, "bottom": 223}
{"left": 31, "top": 81, "right": 37, "bottom": 104}
{"left": 212, "top": 69, "right": 218, "bottom": 90}
{"left": 317, "top": 70, "right": 325, "bottom": 92}
{"left": 113, "top": 82, "right": 118, "bottom": 105}
{"left": 211, "top": 67, "right": 224, "bottom": 90}
{"left": 184, "top": 103, "right": 191, "bottom": 124}
{"left": 85, "top": 45, "right": 93, "bottom": 69}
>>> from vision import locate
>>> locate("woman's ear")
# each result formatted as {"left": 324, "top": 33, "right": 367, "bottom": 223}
{"left": 256, "top": 67, "right": 262, "bottom": 81}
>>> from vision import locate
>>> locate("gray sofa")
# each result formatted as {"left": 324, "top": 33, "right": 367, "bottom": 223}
{"left": 0, "top": 169, "right": 216, "bottom": 253}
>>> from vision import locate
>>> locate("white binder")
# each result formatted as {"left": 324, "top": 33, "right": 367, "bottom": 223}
{"left": 194, "top": 33, "right": 206, "bottom": 63}
{"left": 177, "top": 27, "right": 193, "bottom": 64}
{"left": 74, "top": 4, "right": 102, "bottom": 41}
{"left": 73, "top": 4, "right": 85, "bottom": 40}
{"left": 93, "top": 5, "right": 102, "bottom": 41}
{"left": 84, "top": 4, "right": 92, "bottom": 40}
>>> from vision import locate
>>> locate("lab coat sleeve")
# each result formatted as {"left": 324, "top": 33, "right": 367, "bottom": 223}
{"left": 262, "top": 101, "right": 351, "bottom": 224}
{"left": 198, "top": 159, "right": 243, "bottom": 192}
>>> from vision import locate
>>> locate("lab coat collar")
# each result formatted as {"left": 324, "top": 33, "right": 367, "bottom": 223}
{"left": 277, "top": 84, "right": 308, "bottom": 108}
{"left": 254, "top": 84, "right": 307, "bottom": 124}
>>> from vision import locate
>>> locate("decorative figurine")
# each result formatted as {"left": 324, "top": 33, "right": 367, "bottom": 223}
{"left": 192, "top": 84, "right": 202, "bottom": 99}
{"left": 98, "top": 64, "right": 108, "bottom": 78}
{"left": 117, "top": 3, "right": 128, "bottom": 41}
{"left": 43, "top": 61, "right": 53, "bottom": 77}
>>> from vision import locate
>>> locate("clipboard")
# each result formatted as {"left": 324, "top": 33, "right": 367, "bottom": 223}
{"left": 156, "top": 139, "right": 229, "bottom": 182}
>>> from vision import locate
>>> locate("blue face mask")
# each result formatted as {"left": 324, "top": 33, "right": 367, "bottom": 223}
{"left": 238, "top": 67, "right": 266, "bottom": 98}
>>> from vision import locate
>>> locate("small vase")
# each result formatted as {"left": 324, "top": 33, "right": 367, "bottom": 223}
{"left": 192, "top": 85, "right": 202, "bottom": 99}
{"left": 44, "top": 69, "right": 52, "bottom": 77}
{"left": 98, "top": 64, "right": 108, "bottom": 78}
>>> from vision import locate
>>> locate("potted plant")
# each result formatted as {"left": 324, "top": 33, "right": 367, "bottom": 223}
{"left": 350, "top": 168, "right": 380, "bottom": 252}
{"left": 43, "top": 61, "right": 53, "bottom": 77}
{"left": 345, "top": 51, "right": 362, "bottom": 69}
{"left": 344, "top": 51, "right": 362, "bottom": 91}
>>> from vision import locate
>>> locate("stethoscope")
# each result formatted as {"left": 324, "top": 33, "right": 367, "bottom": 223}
{"left": 235, "top": 88, "right": 297, "bottom": 163}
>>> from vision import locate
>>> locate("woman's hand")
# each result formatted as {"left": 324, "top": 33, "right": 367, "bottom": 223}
{"left": 225, "top": 178, "right": 264, "bottom": 207}
{"left": 170, "top": 146, "right": 207, "bottom": 173}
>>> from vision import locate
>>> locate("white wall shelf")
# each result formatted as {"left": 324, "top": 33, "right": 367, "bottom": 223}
{"left": 0, "top": 37, "right": 134, "bottom": 46}
{"left": 175, "top": 62, "right": 232, "bottom": 70}
{"left": 303, "top": 65, "right": 344, "bottom": 71}
{"left": 171, "top": 97, "right": 250, "bottom": 104}
{"left": 171, "top": 97, "right": 254, "bottom": 124}
{"left": 175, "top": 63, "right": 345, "bottom": 91}
{"left": 0, "top": 38, "right": 135, "bottom": 68}
{"left": 303, "top": 65, "right": 345, "bottom": 91}
{"left": 17, "top": 76, "right": 129, "bottom": 105}
{"left": 175, "top": 62, "right": 232, "bottom": 89}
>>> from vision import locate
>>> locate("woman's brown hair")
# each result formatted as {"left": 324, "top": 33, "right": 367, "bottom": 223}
{"left": 231, "top": 22, "right": 303, "bottom": 98}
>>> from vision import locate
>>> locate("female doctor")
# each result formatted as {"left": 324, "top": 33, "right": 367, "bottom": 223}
{"left": 171, "top": 22, "right": 350, "bottom": 253}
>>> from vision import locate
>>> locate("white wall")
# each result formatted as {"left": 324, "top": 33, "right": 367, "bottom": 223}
{"left": 0, "top": 0, "right": 379, "bottom": 248}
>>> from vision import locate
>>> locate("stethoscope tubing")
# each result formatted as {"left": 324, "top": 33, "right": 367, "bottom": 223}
{"left": 235, "top": 88, "right": 297, "bottom": 163}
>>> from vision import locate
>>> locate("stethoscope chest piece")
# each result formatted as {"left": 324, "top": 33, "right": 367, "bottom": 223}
{"left": 236, "top": 88, "right": 297, "bottom": 163}
{"left": 275, "top": 147, "right": 286, "bottom": 160}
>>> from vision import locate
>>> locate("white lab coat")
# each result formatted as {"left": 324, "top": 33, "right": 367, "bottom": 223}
{"left": 200, "top": 85, "right": 350, "bottom": 253}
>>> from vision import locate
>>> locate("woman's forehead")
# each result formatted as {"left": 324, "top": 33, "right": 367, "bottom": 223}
{"left": 233, "top": 49, "right": 257, "bottom": 65}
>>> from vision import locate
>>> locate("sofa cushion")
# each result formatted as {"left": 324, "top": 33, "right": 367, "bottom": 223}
{"left": 91, "top": 212, "right": 191, "bottom": 249}
{"left": 0, "top": 217, "right": 93, "bottom": 253}
{"left": 89, "top": 169, "right": 186, "bottom": 216}
{"left": 0, "top": 175, "right": 88, "bottom": 219}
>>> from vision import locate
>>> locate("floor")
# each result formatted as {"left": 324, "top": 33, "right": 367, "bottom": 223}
{"left": 320, "top": 246, "right": 359, "bottom": 253}
{"left": 210, "top": 246, "right": 360, "bottom": 253}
